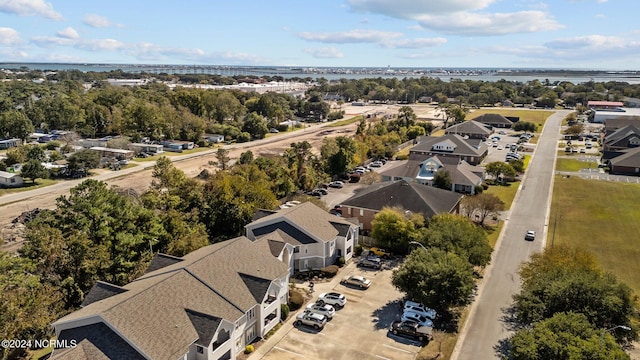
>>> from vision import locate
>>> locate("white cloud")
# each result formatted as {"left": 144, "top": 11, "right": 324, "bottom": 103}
{"left": 0, "top": 0, "right": 62, "bottom": 20}
{"left": 382, "top": 37, "right": 447, "bottom": 48}
{"left": 596, "top": 0, "right": 608, "bottom": 3}
{"left": 544, "top": 35, "right": 631, "bottom": 50}
{"left": 348, "top": 0, "right": 494, "bottom": 17}
{"left": 0, "top": 27, "right": 22, "bottom": 45}
{"left": 595, "top": 13, "right": 605, "bottom": 19}
{"left": 416, "top": 11, "right": 563, "bottom": 35}
{"left": 298, "top": 29, "right": 402, "bottom": 43}
{"left": 83, "top": 13, "right": 118, "bottom": 28}
{"left": 57, "top": 27, "right": 79, "bottom": 39}
{"left": 304, "top": 47, "right": 344, "bottom": 59}
{"left": 76, "top": 39, "right": 124, "bottom": 51}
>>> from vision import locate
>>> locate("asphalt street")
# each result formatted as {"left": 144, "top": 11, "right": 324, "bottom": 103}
{"left": 451, "top": 110, "right": 571, "bottom": 360}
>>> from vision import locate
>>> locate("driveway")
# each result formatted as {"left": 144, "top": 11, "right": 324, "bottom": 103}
{"left": 251, "top": 260, "right": 423, "bottom": 360}
{"left": 451, "top": 110, "right": 572, "bottom": 360}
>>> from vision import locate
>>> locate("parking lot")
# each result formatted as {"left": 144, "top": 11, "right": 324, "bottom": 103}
{"left": 258, "top": 260, "right": 423, "bottom": 360}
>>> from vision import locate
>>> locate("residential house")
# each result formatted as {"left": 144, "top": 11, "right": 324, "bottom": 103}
{"left": 380, "top": 156, "right": 484, "bottom": 194}
{"left": 78, "top": 138, "right": 110, "bottom": 148}
{"left": 410, "top": 134, "right": 488, "bottom": 165}
{"left": 608, "top": 147, "right": 640, "bottom": 176}
{"left": 471, "top": 113, "right": 514, "bottom": 128}
{"left": 0, "top": 138, "right": 21, "bottom": 149}
{"left": 51, "top": 236, "right": 291, "bottom": 360}
{"left": 603, "top": 116, "right": 640, "bottom": 136}
{"left": 339, "top": 180, "right": 463, "bottom": 232}
{"left": 602, "top": 125, "right": 640, "bottom": 152}
{"left": 204, "top": 134, "right": 225, "bottom": 143}
{"left": 89, "top": 147, "right": 135, "bottom": 160}
{"left": 0, "top": 170, "right": 23, "bottom": 188}
{"left": 245, "top": 202, "right": 358, "bottom": 271}
{"left": 592, "top": 108, "right": 640, "bottom": 124}
{"left": 444, "top": 120, "right": 492, "bottom": 139}
{"left": 588, "top": 100, "right": 624, "bottom": 110}
{"left": 129, "top": 143, "right": 164, "bottom": 155}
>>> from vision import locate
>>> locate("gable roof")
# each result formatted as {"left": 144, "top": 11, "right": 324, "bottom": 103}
{"left": 144, "top": 253, "right": 184, "bottom": 274}
{"left": 444, "top": 120, "right": 492, "bottom": 136}
{"left": 609, "top": 146, "right": 640, "bottom": 168}
{"left": 184, "top": 309, "right": 222, "bottom": 347}
{"left": 51, "top": 322, "right": 145, "bottom": 360}
{"left": 81, "top": 281, "right": 128, "bottom": 307}
{"left": 54, "top": 236, "right": 288, "bottom": 360}
{"left": 341, "top": 180, "right": 462, "bottom": 218}
{"left": 254, "top": 234, "right": 288, "bottom": 257}
{"left": 605, "top": 124, "right": 640, "bottom": 147}
{"left": 471, "top": 113, "right": 513, "bottom": 125}
{"left": 247, "top": 202, "right": 355, "bottom": 243}
{"left": 442, "top": 161, "right": 483, "bottom": 187}
{"left": 0, "top": 170, "right": 21, "bottom": 179}
{"left": 411, "top": 134, "right": 487, "bottom": 157}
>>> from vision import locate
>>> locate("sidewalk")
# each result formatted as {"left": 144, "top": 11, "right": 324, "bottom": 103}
{"left": 248, "top": 262, "right": 356, "bottom": 359}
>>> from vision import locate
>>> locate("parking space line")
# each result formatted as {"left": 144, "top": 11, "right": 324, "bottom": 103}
{"left": 274, "top": 346, "right": 306, "bottom": 357}
{"left": 383, "top": 344, "right": 413, "bottom": 354}
{"left": 376, "top": 355, "right": 392, "bottom": 360}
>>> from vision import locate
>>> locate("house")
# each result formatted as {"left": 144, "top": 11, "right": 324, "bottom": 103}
{"left": 78, "top": 138, "right": 110, "bottom": 148}
{"left": 607, "top": 147, "right": 640, "bottom": 176}
{"left": 588, "top": 100, "right": 624, "bottom": 110}
{"left": 381, "top": 156, "right": 484, "bottom": 194}
{"left": 444, "top": 120, "right": 493, "bottom": 139}
{"left": 128, "top": 143, "right": 164, "bottom": 155}
{"left": 603, "top": 116, "right": 640, "bottom": 136}
{"left": 0, "top": 138, "right": 21, "bottom": 149}
{"left": 339, "top": 180, "right": 463, "bottom": 232}
{"left": 602, "top": 125, "right": 640, "bottom": 152}
{"left": 410, "top": 134, "right": 488, "bottom": 165}
{"left": 89, "top": 147, "right": 135, "bottom": 160}
{"left": 592, "top": 108, "right": 640, "bottom": 124}
{"left": 471, "top": 113, "right": 514, "bottom": 128}
{"left": 245, "top": 202, "right": 358, "bottom": 271}
{"left": 50, "top": 236, "right": 290, "bottom": 360}
{"left": 204, "top": 134, "right": 225, "bottom": 143}
{"left": 0, "top": 171, "right": 24, "bottom": 188}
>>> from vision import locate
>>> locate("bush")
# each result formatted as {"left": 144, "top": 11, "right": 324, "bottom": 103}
{"left": 481, "top": 183, "right": 489, "bottom": 190}
{"left": 320, "top": 265, "right": 339, "bottom": 278}
{"left": 474, "top": 185, "right": 484, "bottom": 194}
{"left": 395, "top": 154, "right": 409, "bottom": 160}
{"left": 335, "top": 257, "right": 345, "bottom": 267}
{"left": 280, "top": 303, "right": 290, "bottom": 321}
{"left": 288, "top": 289, "right": 304, "bottom": 310}
{"left": 354, "top": 244, "right": 363, "bottom": 256}
{"left": 244, "top": 345, "right": 254, "bottom": 354}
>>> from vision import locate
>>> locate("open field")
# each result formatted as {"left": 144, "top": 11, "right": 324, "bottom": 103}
{"left": 326, "top": 115, "right": 363, "bottom": 127}
{"left": 555, "top": 158, "right": 594, "bottom": 172}
{"left": 551, "top": 176, "right": 640, "bottom": 293}
{"left": 467, "top": 109, "right": 554, "bottom": 129}
{"left": 485, "top": 182, "right": 520, "bottom": 210}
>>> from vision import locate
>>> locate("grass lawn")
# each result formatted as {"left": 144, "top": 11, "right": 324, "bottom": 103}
{"left": 431, "top": 129, "right": 445, "bottom": 136}
{"left": 485, "top": 181, "right": 520, "bottom": 209}
{"left": 326, "top": 115, "right": 363, "bottom": 127}
{"left": 467, "top": 109, "right": 554, "bottom": 129}
{"left": 0, "top": 178, "right": 58, "bottom": 197}
{"left": 133, "top": 146, "right": 213, "bottom": 162}
{"left": 485, "top": 221, "right": 504, "bottom": 249}
{"left": 551, "top": 176, "right": 640, "bottom": 293}
{"left": 555, "top": 158, "right": 595, "bottom": 172}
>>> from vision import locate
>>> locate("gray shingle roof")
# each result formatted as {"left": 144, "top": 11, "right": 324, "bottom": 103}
{"left": 341, "top": 180, "right": 463, "bottom": 218}
{"left": 51, "top": 322, "right": 145, "bottom": 360}
{"left": 184, "top": 309, "right": 222, "bottom": 347}
{"left": 471, "top": 113, "right": 513, "bottom": 125}
{"left": 252, "top": 221, "right": 316, "bottom": 245}
{"left": 81, "top": 281, "right": 128, "bottom": 307}
{"left": 444, "top": 120, "right": 492, "bottom": 136}
{"left": 144, "top": 253, "right": 184, "bottom": 274}
{"left": 604, "top": 125, "right": 640, "bottom": 148}
{"left": 411, "top": 134, "right": 487, "bottom": 157}
{"left": 609, "top": 146, "right": 640, "bottom": 167}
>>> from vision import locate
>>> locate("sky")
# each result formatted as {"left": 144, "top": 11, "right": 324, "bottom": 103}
{"left": 0, "top": 0, "right": 639, "bottom": 70}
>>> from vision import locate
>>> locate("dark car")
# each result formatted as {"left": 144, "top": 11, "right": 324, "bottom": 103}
{"left": 389, "top": 321, "right": 433, "bottom": 342}
{"left": 358, "top": 257, "right": 382, "bottom": 270}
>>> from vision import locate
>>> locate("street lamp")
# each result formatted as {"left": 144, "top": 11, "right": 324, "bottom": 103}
{"left": 409, "top": 241, "right": 427, "bottom": 251}
{"left": 600, "top": 325, "right": 631, "bottom": 348}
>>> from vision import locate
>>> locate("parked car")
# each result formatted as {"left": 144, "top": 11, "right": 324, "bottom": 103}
{"left": 401, "top": 311, "right": 434, "bottom": 328}
{"left": 269, "top": 128, "right": 279, "bottom": 133}
{"left": 328, "top": 181, "right": 344, "bottom": 188}
{"left": 317, "top": 292, "right": 347, "bottom": 308}
{"left": 525, "top": 230, "right": 536, "bottom": 241}
{"left": 389, "top": 321, "right": 433, "bottom": 342}
{"left": 403, "top": 301, "right": 437, "bottom": 320}
{"left": 497, "top": 145, "right": 504, "bottom": 150}
{"left": 307, "top": 189, "right": 324, "bottom": 197}
{"left": 370, "top": 161, "right": 383, "bottom": 167}
{"left": 341, "top": 275, "right": 371, "bottom": 289}
{"left": 358, "top": 257, "right": 382, "bottom": 270}
{"left": 306, "top": 303, "right": 335, "bottom": 319}
{"left": 295, "top": 312, "right": 326, "bottom": 330}
{"left": 369, "top": 247, "right": 391, "bottom": 258}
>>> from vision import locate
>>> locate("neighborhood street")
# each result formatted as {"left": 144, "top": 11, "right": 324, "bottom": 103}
{"left": 451, "top": 110, "right": 571, "bottom": 359}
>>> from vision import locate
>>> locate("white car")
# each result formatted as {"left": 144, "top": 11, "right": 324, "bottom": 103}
{"left": 404, "top": 301, "right": 437, "bottom": 320}
{"left": 525, "top": 230, "right": 536, "bottom": 241}
{"left": 497, "top": 145, "right": 504, "bottom": 150}
{"left": 341, "top": 275, "right": 371, "bottom": 289}
{"left": 401, "top": 311, "right": 434, "bottom": 328}
{"left": 306, "top": 303, "right": 335, "bottom": 319}
{"left": 317, "top": 292, "right": 347, "bottom": 308}
{"left": 295, "top": 312, "right": 326, "bottom": 330}
{"left": 370, "top": 161, "right": 383, "bottom": 167}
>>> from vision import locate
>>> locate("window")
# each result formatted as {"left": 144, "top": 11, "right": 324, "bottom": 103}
{"left": 359, "top": 209, "right": 364, "bottom": 216}
{"left": 294, "top": 246, "right": 300, "bottom": 253}
{"left": 348, "top": 207, "right": 352, "bottom": 215}
{"left": 10, "top": 178, "right": 15, "bottom": 183}
{"left": 247, "top": 307, "right": 255, "bottom": 320}
{"left": 346, "top": 246, "right": 352, "bottom": 254}
{"left": 196, "top": 345, "right": 204, "bottom": 354}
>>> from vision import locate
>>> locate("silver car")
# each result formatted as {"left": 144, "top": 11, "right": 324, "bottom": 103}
{"left": 295, "top": 312, "right": 327, "bottom": 330}
{"left": 306, "top": 303, "right": 335, "bottom": 319}
{"left": 341, "top": 275, "right": 371, "bottom": 289}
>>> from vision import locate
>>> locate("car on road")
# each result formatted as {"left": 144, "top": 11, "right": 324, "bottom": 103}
{"left": 369, "top": 247, "right": 391, "bottom": 258}
{"left": 525, "top": 230, "right": 536, "bottom": 241}
{"left": 389, "top": 320, "right": 433, "bottom": 342}
{"left": 358, "top": 256, "right": 382, "bottom": 270}
{"left": 317, "top": 292, "right": 347, "bottom": 308}
{"left": 306, "top": 303, "right": 336, "bottom": 319}
{"left": 295, "top": 312, "right": 327, "bottom": 330}
{"left": 403, "top": 301, "right": 437, "bottom": 320}
{"left": 341, "top": 275, "right": 372, "bottom": 289}
{"left": 401, "top": 311, "right": 434, "bottom": 328}
{"left": 328, "top": 181, "right": 344, "bottom": 188}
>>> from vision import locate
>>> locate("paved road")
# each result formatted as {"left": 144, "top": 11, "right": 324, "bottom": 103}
{"left": 452, "top": 110, "right": 571, "bottom": 360}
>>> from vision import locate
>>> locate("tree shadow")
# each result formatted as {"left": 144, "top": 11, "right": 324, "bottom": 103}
{"left": 371, "top": 299, "right": 403, "bottom": 330}
{"left": 500, "top": 304, "right": 526, "bottom": 332}
{"left": 493, "top": 337, "right": 511, "bottom": 359}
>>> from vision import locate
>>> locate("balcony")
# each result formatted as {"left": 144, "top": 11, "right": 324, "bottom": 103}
{"left": 264, "top": 312, "right": 277, "bottom": 327}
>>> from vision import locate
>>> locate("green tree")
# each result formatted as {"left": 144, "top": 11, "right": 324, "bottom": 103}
{"left": 26, "top": 145, "right": 47, "bottom": 162}
{"left": 67, "top": 149, "right": 101, "bottom": 176}
{"left": 433, "top": 170, "right": 452, "bottom": 190}
{"left": 371, "top": 207, "right": 421, "bottom": 254}
{"left": 0, "top": 109, "right": 34, "bottom": 141}
{"left": 215, "top": 148, "right": 231, "bottom": 170}
{"left": 20, "top": 158, "right": 49, "bottom": 183}
{"left": 459, "top": 193, "right": 505, "bottom": 224}
{"left": 485, "top": 161, "right": 516, "bottom": 183}
{"left": 392, "top": 248, "right": 475, "bottom": 313}
{"left": 238, "top": 150, "right": 254, "bottom": 165}
{"left": 420, "top": 213, "right": 492, "bottom": 267}
{"left": 507, "top": 312, "right": 629, "bottom": 360}
{"left": 242, "top": 112, "right": 269, "bottom": 139}
{"left": 321, "top": 136, "right": 357, "bottom": 176}
{"left": 513, "top": 121, "right": 537, "bottom": 133}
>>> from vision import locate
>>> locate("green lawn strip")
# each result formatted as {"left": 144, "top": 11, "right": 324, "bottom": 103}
{"left": 326, "top": 115, "right": 363, "bottom": 127}
{"left": 466, "top": 109, "right": 554, "bottom": 128}
{"left": 555, "top": 158, "right": 596, "bottom": 172}
{"left": 485, "top": 221, "right": 504, "bottom": 249}
{"left": 485, "top": 182, "right": 520, "bottom": 210}
{"left": 0, "top": 178, "right": 58, "bottom": 197}
{"left": 551, "top": 176, "right": 640, "bottom": 294}
{"left": 132, "top": 146, "right": 214, "bottom": 162}
{"left": 431, "top": 129, "right": 445, "bottom": 136}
